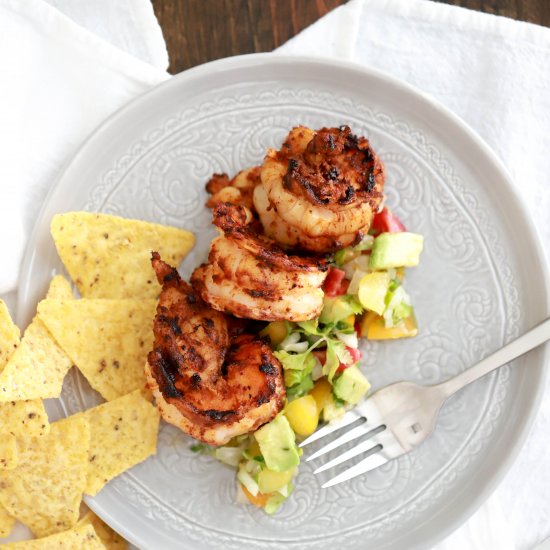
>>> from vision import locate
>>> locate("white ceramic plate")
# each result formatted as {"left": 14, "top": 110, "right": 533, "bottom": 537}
{"left": 18, "top": 55, "right": 550, "bottom": 550}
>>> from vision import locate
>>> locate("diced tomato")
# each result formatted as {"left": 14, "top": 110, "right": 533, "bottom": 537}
{"left": 336, "top": 347, "right": 363, "bottom": 373}
{"left": 312, "top": 350, "right": 327, "bottom": 365}
{"left": 323, "top": 268, "right": 349, "bottom": 297}
{"left": 354, "top": 320, "right": 363, "bottom": 337}
{"left": 371, "top": 207, "right": 406, "bottom": 235}
{"left": 347, "top": 346, "right": 362, "bottom": 363}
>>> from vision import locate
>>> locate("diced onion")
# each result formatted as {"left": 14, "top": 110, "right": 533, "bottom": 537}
{"left": 311, "top": 357, "right": 324, "bottom": 381}
{"left": 280, "top": 332, "right": 309, "bottom": 353}
{"left": 383, "top": 286, "right": 408, "bottom": 328}
{"left": 347, "top": 269, "right": 368, "bottom": 295}
{"left": 336, "top": 331, "right": 358, "bottom": 349}
{"left": 342, "top": 255, "right": 371, "bottom": 279}
{"left": 237, "top": 468, "right": 259, "bottom": 496}
{"left": 214, "top": 447, "right": 244, "bottom": 468}
{"left": 354, "top": 235, "right": 374, "bottom": 251}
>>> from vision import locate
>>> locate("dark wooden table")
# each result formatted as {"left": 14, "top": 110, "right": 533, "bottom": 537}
{"left": 152, "top": 0, "right": 549, "bottom": 74}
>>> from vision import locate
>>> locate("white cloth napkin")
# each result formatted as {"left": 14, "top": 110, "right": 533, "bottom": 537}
{"left": 0, "top": 0, "right": 168, "bottom": 300}
{"left": 1, "top": 0, "right": 550, "bottom": 548}
{"left": 280, "top": 1, "right": 550, "bottom": 549}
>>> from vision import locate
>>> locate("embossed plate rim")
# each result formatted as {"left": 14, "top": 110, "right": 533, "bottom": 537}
{"left": 17, "top": 54, "right": 550, "bottom": 550}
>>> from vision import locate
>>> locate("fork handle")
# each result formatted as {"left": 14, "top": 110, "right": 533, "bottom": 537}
{"left": 435, "top": 318, "right": 550, "bottom": 399}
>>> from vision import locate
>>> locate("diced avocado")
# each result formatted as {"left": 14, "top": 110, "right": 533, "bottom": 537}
{"left": 264, "top": 491, "right": 291, "bottom": 514}
{"left": 254, "top": 415, "right": 300, "bottom": 472}
{"left": 392, "top": 301, "right": 413, "bottom": 325}
{"left": 333, "top": 366, "right": 370, "bottom": 405}
{"left": 319, "top": 296, "right": 361, "bottom": 324}
{"left": 357, "top": 272, "right": 391, "bottom": 315}
{"left": 369, "top": 232, "right": 424, "bottom": 270}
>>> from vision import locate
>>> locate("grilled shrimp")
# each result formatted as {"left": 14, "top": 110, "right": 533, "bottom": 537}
{"left": 191, "top": 203, "right": 328, "bottom": 322}
{"left": 255, "top": 125, "right": 384, "bottom": 252}
{"left": 146, "top": 253, "right": 285, "bottom": 446}
{"left": 205, "top": 166, "right": 261, "bottom": 212}
{"left": 253, "top": 184, "right": 358, "bottom": 252}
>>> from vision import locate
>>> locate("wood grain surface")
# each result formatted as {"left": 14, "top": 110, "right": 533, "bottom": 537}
{"left": 151, "top": 0, "right": 550, "bottom": 73}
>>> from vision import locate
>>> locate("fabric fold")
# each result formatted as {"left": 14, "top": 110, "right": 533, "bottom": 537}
{"left": 0, "top": 0, "right": 168, "bottom": 294}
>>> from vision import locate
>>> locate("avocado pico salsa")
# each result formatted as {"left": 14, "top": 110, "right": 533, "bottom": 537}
{"left": 191, "top": 207, "right": 424, "bottom": 514}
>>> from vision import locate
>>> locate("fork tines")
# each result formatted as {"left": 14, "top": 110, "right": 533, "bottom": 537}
{"left": 301, "top": 400, "right": 406, "bottom": 488}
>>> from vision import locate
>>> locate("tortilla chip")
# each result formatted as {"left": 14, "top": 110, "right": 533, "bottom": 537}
{"left": 0, "top": 503, "right": 15, "bottom": 538}
{"left": 0, "top": 275, "right": 75, "bottom": 402}
{"left": 0, "top": 399, "right": 49, "bottom": 438}
{"left": 45, "top": 275, "right": 74, "bottom": 300}
{"left": 73, "top": 389, "right": 159, "bottom": 496}
{"left": 38, "top": 299, "right": 156, "bottom": 401}
{"left": 0, "top": 300, "right": 50, "bottom": 439}
{"left": 51, "top": 212, "right": 195, "bottom": 299}
{"left": 3, "top": 523, "right": 105, "bottom": 549}
{"left": 0, "top": 300, "right": 20, "bottom": 373}
{"left": 78, "top": 511, "right": 127, "bottom": 550}
{"left": 0, "top": 435, "right": 17, "bottom": 470}
{"left": 0, "top": 317, "right": 74, "bottom": 402}
{"left": 0, "top": 415, "right": 90, "bottom": 537}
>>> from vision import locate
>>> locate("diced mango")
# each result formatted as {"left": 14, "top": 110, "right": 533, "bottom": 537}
{"left": 358, "top": 272, "right": 391, "bottom": 315}
{"left": 258, "top": 467, "right": 296, "bottom": 494}
{"left": 246, "top": 438, "right": 261, "bottom": 459}
{"left": 343, "top": 314, "right": 356, "bottom": 327}
{"left": 260, "top": 321, "right": 288, "bottom": 348}
{"left": 360, "top": 311, "right": 418, "bottom": 340}
{"left": 285, "top": 395, "right": 319, "bottom": 437}
{"left": 241, "top": 484, "right": 270, "bottom": 507}
{"left": 309, "top": 377, "right": 333, "bottom": 415}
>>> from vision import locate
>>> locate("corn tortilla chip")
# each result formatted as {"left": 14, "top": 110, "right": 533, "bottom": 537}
{"left": 45, "top": 275, "right": 74, "bottom": 300}
{"left": 0, "top": 414, "right": 90, "bottom": 537}
{"left": 0, "top": 275, "right": 75, "bottom": 402}
{"left": 0, "top": 300, "right": 50, "bottom": 440}
{"left": 0, "top": 503, "right": 15, "bottom": 538}
{"left": 73, "top": 389, "right": 159, "bottom": 496}
{"left": 3, "top": 523, "right": 105, "bottom": 549}
{"left": 78, "top": 511, "right": 127, "bottom": 550}
{"left": 38, "top": 299, "right": 156, "bottom": 401}
{"left": 0, "top": 300, "right": 20, "bottom": 374}
{"left": 0, "top": 317, "right": 74, "bottom": 402}
{"left": 0, "top": 435, "right": 17, "bottom": 470}
{"left": 0, "top": 399, "right": 49, "bottom": 438}
{"left": 51, "top": 212, "right": 195, "bottom": 299}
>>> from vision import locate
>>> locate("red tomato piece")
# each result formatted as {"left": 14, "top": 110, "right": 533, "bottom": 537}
{"left": 336, "top": 346, "right": 363, "bottom": 373}
{"left": 323, "top": 268, "right": 349, "bottom": 297}
{"left": 312, "top": 350, "right": 327, "bottom": 365}
{"left": 371, "top": 207, "right": 406, "bottom": 235}
{"left": 347, "top": 346, "right": 362, "bottom": 363}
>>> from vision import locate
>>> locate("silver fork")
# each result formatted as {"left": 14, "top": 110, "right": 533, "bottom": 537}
{"left": 301, "top": 318, "right": 550, "bottom": 488}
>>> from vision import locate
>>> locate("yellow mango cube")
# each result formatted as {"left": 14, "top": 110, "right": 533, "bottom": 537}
{"left": 358, "top": 272, "right": 391, "bottom": 315}
{"left": 260, "top": 321, "right": 288, "bottom": 348}
{"left": 258, "top": 467, "right": 296, "bottom": 494}
{"left": 360, "top": 311, "right": 418, "bottom": 340}
{"left": 285, "top": 395, "right": 318, "bottom": 437}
